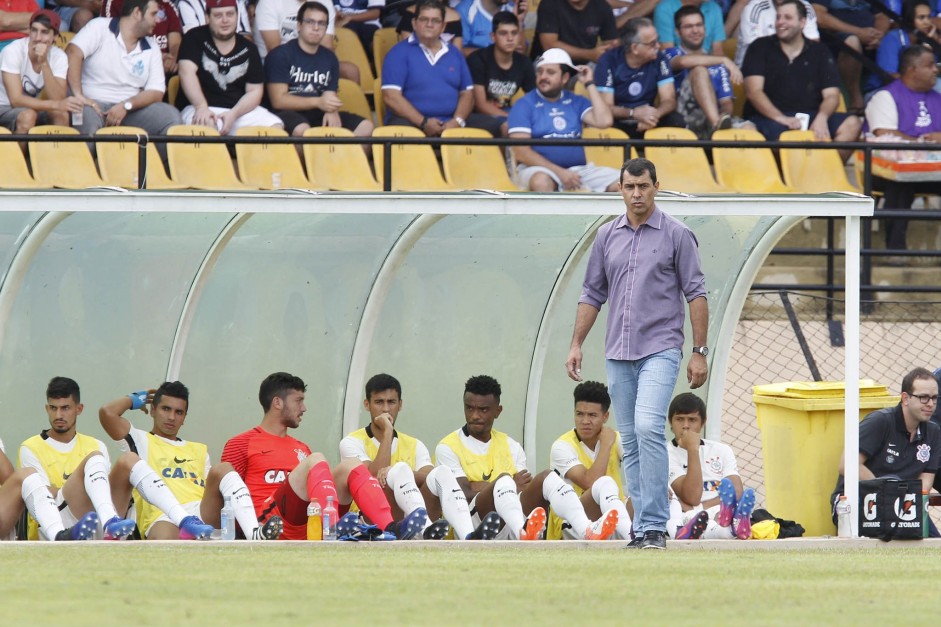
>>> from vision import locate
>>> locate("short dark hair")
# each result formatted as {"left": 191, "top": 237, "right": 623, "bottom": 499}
{"left": 574, "top": 381, "right": 610, "bottom": 412}
{"left": 414, "top": 0, "right": 446, "bottom": 21}
{"left": 622, "top": 17, "right": 654, "bottom": 46}
{"left": 492, "top": 11, "right": 519, "bottom": 32}
{"left": 47, "top": 376, "right": 80, "bottom": 403}
{"left": 902, "top": 367, "right": 936, "bottom": 395}
{"left": 674, "top": 5, "right": 703, "bottom": 30}
{"left": 464, "top": 375, "right": 501, "bottom": 402}
{"left": 365, "top": 373, "right": 402, "bottom": 400}
{"left": 259, "top": 372, "right": 307, "bottom": 412}
{"left": 122, "top": 0, "right": 154, "bottom": 18}
{"left": 668, "top": 392, "right": 707, "bottom": 421}
{"left": 153, "top": 381, "right": 190, "bottom": 412}
{"left": 620, "top": 157, "right": 658, "bottom": 184}
{"left": 776, "top": 0, "right": 807, "bottom": 20}
{"left": 297, "top": 0, "right": 329, "bottom": 24}
{"left": 899, "top": 45, "right": 931, "bottom": 75}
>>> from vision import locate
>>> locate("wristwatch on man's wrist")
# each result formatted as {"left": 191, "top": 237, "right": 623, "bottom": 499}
{"left": 692, "top": 346, "right": 709, "bottom": 357}
{"left": 454, "top": 116, "right": 466, "bottom": 127}
{"left": 123, "top": 101, "right": 133, "bottom": 112}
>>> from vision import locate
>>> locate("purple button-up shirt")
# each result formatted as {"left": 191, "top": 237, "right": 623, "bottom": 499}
{"left": 578, "top": 207, "right": 707, "bottom": 361}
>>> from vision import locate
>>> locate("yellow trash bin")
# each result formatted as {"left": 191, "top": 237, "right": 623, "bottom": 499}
{"left": 752, "top": 380, "right": 899, "bottom": 537}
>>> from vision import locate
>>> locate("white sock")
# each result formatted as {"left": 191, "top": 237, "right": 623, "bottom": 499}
{"left": 386, "top": 462, "right": 426, "bottom": 522}
{"left": 702, "top": 519, "right": 734, "bottom": 539}
{"left": 219, "top": 471, "right": 257, "bottom": 536}
{"left": 84, "top": 454, "right": 118, "bottom": 523}
{"left": 592, "top": 476, "right": 632, "bottom": 540}
{"left": 425, "top": 465, "right": 473, "bottom": 540}
{"left": 22, "top": 472, "right": 63, "bottom": 540}
{"left": 129, "top": 459, "right": 188, "bottom": 526}
{"left": 542, "top": 471, "right": 591, "bottom": 538}
{"left": 492, "top": 474, "right": 526, "bottom": 540}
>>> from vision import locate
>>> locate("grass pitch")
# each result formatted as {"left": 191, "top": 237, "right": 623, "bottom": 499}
{"left": 3, "top": 542, "right": 939, "bottom": 626}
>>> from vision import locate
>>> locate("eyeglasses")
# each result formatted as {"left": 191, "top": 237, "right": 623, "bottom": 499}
{"left": 415, "top": 16, "right": 443, "bottom": 25}
{"left": 300, "top": 18, "right": 328, "bottom": 28}
{"left": 909, "top": 394, "right": 939, "bottom": 405}
{"left": 634, "top": 39, "right": 659, "bottom": 48}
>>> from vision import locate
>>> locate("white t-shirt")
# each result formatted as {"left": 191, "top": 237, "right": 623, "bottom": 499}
{"left": 667, "top": 438, "right": 739, "bottom": 502}
{"left": 253, "top": 0, "right": 336, "bottom": 58}
{"left": 71, "top": 17, "right": 166, "bottom": 103}
{"left": 434, "top": 428, "right": 527, "bottom": 479}
{"left": 865, "top": 89, "right": 900, "bottom": 132}
{"left": 0, "top": 38, "right": 69, "bottom": 107}
{"left": 119, "top": 426, "right": 212, "bottom": 478}
{"left": 338, "top": 432, "right": 434, "bottom": 469}
{"left": 178, "top": 0, "right": 251, "bottom": 34}
{"left": 736, "top": 0, "right": 819, "bottom": 66}
{"left": 19, "top": 435, "right": 110, "bottom": 496}
{"left": 550, "top": 435, "right": 624, "bottom": 487}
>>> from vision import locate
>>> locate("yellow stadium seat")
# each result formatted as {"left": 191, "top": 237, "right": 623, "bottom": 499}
{"left": 374, "top": 77, "right": 386, "bottom": 124}
{"left": 723, "top": 37, "right": 736, "bottom": 61}
{"left": 373, "top": 27, "right": 398, "bottom": 80}
{"left": 582, "top": 127, "right": 634, "bottom": 170}
{"left": 0, "top": 128, "right": 43, "bottom": 188}
{"left": 335, "top": 27, "right": 375, "bottom": 95}
{"left": 167, "top": 75, "right": 180, "bottom": 107}
{"left": 643, "top": 127, "right": 731, "bottom": 193}
{"left": 235, "top": 126, "right": 314, "bottom": 190}
{"left": 372, "top": 125, "right": 453, "bottom": 191}
{"left": 28, "top": 126, "right": 105, "bottom": 189}
{"left": 95, "top": 126, "right": 182, "bottom": 189}
{"left": 338, "top": 78, "right": 373, "bottom": 121}
{"left": 779, "top": 130, "right": 857, "bottom": 193}
{"left": 166, "top": 125, "right": 255, "bottom": 190}
{"left": 441, "top": 127, "right": 520, "bottom": 191}
{"left": 732, "top": 81, "right": 745, "bottom": 118}
{"left": 302, "top": 127, "right": 381, "bottom": 191}
{"left": 711, "top": 127, "right": 795, "bottom": 193}
{"left": 54, "top": 31, "right": 74, "bottom": 51}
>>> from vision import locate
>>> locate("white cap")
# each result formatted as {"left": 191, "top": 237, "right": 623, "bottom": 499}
{"left": 535, "top": 48, "right": 577, "bottom": 73}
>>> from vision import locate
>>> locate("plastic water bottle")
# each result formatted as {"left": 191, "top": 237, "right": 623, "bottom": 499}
{"left": 922, "top": 490, "right": 929, "bottom": 539}
{"left": 836, "top": 495, "right": 852, "bottom": 537}
{"left": 323, "top": 495, "right": 337, "bottom": 540}
{"left": 71, "top": 108, "right": 83, "bottom": 127}
{"left": 220, "top": 496, "right": 236, "bottom": 540}
{"left": 307, "top": 498, "right": 322, "bottom": 541}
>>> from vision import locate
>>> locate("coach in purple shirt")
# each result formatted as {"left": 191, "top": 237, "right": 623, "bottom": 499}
{"left": 565, "top": 157, "right": 709, "bottom": 550}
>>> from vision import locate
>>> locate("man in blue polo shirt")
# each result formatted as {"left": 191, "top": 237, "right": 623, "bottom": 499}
{"left": 381, "top": 0, "right": 503, "bottom": 137}
{"left": 595, "top": 17, "right": 684, "bottom": 138}
{"left": 507, "top": 47, "right": 618, "bottom": 192}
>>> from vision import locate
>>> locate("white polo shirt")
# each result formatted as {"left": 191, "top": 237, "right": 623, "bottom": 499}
{"left": 0, "top": 38, "right": 69, "bottom": 107}
{"left": 71, "top": 17, "right": 166, "bottom": 103}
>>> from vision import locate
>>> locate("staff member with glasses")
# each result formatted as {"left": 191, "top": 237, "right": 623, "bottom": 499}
{"left": 830, "top": 367, "right": 941, "bottom": 536}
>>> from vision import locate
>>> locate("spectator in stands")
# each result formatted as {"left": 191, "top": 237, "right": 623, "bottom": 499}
{"left": 865, "top": 45, "right": 941, "bottom": 253}
{"left": 870, "top": 0, "right": 941, "bottom": 92}
{"left": 177, "top": 0, "right": 281, "bottom": 134}
{"left": 654, "top": 0, "right": 726, "bottom": 55}
{"left": 47, "top": 0, "right": 97, "bottom": 34}
{"left": 467, "top": 11, "right": 534, "bottom": 136}
{"left": 381, "top": 0, "right": 503, "bottom": 136}
{"left": 254, "top": 0, "right": 335, "bottom": 58}
{"left": 595, "top": 17, "right": 684, "bottom": 139}
{"left": 102, "top": 0, "right": 183, "bottom": 76}
{"left": 742, "top": 0, "right": 860, "bottom": 161}
{"left": 179, "top": 0, "right": 251, "bottom": 39}
{"left": 265, "top": 1, "right": 373, "bottom": 140}
{"left": 457, "top": 0, "right": 525, "bottom": 54}
{"left": 532, "top": 0, "right": 619, "bottom": 63}
{"left": 66, "top": 0, "right": 183, "bottom": 137}
{"left": 508, "top": 48, "right": 619, "bottom": 192}
{"left": 0, "top": 10, "right": 81, "bottom": 134}
{"left": 665, "top": 5, "right": 753, "bottom": 137}
{"left": 332, "top": 0, "right": 383, "bottom": 56}
{"left": 395, "top": 2, "right": 464, "bottom": 50}
{"left": 811, "top": 0, "right": 889, "bottom": 113}
{"left": 0, "top": 0, "right": 40, "bottom": 53}
{"left": 735, "top": 0, "right": 819, "bottom": 67}
{"left": 830, "top": 367, "right": 940, "bottom": 535}
{"left": 610, "top": 0, "right": 660, "bottom": 30}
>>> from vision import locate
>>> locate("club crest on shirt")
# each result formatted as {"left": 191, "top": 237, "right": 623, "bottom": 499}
{"left": 295, "top": 448, "right": 308, "bottom": 462}
{"left": 628, "top": 81, "right": 642, "bottom": 97}
{"left": 916, "top": 443, "right": 931, "bottom": 463}
{"left": 132, "top": 59, "right": 145, "bottom": 77}
{"left": 707, "top": 455, "right": 723, "bottom": 474}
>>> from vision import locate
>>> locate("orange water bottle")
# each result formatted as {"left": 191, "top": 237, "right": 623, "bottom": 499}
{"left": 307, "top": 498, "right": 322, "bottom": 540}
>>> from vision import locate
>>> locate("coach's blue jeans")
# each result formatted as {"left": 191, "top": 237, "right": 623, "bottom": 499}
{"left": 606, "top": 348, "right": 681, "bottom": 534}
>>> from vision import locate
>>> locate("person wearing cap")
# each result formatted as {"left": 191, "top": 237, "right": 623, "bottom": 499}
{"left": 65, "top": 0, "right": 183, "bottom": 139}
{"left": 594, "top": 17, "right": 684, "bottom": 139}
{"left": 0, "top": 10, "right": 82, "bottom": 134}
{"left": 381, "top": 0, "right": 504, "bottom": 137}
{"left": 507, "top": 47, "right": 619, "bottom": 192}
{"left": 101, "top": 0, "right": 183, "bottom": 76}
{"left": 176, "top": 0, "right": 282, "bottom": 134}
{"left": 265, "top": 1, "right": 373, "bottom": 142}
{"left": 0, "top": 0, "right": 40, "bottom": 53}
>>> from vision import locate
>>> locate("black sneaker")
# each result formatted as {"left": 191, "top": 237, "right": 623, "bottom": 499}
{"left": 422, "top": 518, "right": 450, "bottom": 540}
{"left": 625, "top": 534, "right": 644, "bottom": 549}
{"left": 467, "top": 512, "right": 502, "bottom": 540}
{"left": 640, "top": 530, "right": 667, "bottom": 550}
